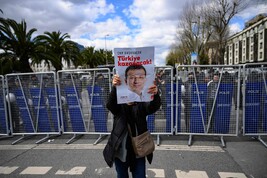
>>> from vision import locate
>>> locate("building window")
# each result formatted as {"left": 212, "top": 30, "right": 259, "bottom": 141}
{"left": 260, "top": 42, "right": 263, "bottom": 49}
{"left": 260, "top": 32, "right": 263, "bottom": 40}
{"left": 260, "top": 52, "right": 263, "bottom": 59}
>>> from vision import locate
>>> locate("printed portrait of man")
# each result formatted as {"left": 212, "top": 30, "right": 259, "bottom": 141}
{"left": 124, "top": 65, "right": 147, "bottom": 102}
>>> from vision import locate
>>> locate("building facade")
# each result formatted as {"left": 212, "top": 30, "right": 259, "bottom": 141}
{"left": 224, "top": 14, "right": 267, "bottom": 65}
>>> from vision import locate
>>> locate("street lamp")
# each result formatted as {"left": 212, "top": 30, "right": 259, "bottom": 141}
{"left": 105, "top": 34, "right": 109, "bottom": 65}
{"left": 191, "top": 16, "right": 200, "bottom": 64}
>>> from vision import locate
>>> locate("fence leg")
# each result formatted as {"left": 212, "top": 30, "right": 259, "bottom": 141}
{"left": 220, "top": 136, "right": 226, "bottom": 148}
{"left": 36, "top": 134, "right": 61, "bottom": 144}
{"left": 258, "top": 136, "right": 267, "bottom": 148}
{"left": 36, "top": 134, "right": 62, "bottom": 144}
{"left": 94, "top": 134, "right": 107, "bottom": 145}
{"left": 0, "top": 135, "right": 13, "bottom": 140}
{"left": 156, "top": 134, "right": 160, "bottom": 146}
{"left": 36, "top": 134, "right": 50, "bottom": 144}
{"left": 12, "top": 135, "right": 34, "bottom": 145}
{"left": 188, "top": 135, "right": 193, "bottom": 146}
{"left": 66, "top": 134, "right": 83, "bottom": 144}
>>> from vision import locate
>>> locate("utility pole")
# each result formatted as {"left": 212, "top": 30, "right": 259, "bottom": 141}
{"left": 105, "top": 34, "right": 109, "bottom": 65}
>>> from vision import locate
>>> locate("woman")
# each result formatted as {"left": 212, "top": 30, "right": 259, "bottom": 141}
{"left": 103, "top": 74, "right": 161, "bottom": 178}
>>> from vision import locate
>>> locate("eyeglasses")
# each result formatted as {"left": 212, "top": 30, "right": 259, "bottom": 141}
{"left": 127, "top": 74, "right": 146, "bottom": 80}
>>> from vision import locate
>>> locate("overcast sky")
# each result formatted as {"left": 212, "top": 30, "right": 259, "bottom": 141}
{"left": 0, "top": 0, "right": 266, "bottom": 65}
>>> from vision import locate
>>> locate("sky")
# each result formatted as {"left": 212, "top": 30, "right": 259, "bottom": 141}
{"left": 0, "top": 0, "right": 267, "bottom": 66}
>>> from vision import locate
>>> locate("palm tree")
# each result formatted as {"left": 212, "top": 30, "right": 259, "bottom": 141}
{"left": 35, "top": 31, "right": 80, "bottom": 71}
{"left": 106, "top": 50, "right": 114, "bottom": 65}
{"left": 80, "top": 47, "right": 111, "bottom": 68}
{"left": 80, "top": 46, "right": 97, "bottom": 68}
{"left": 0, "top": 18, "right": 41, "bottom": 73}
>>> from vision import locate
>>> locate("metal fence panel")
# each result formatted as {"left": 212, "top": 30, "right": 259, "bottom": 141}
{"left": 243, "top": 63, "right": 267, "bottom": 136}
{"left": 1, "top": 64, "right": 266, "bottom": 145}
{"left": 148, "top": 66, "right": 174, "bottom": 135}
{"left": 0, "top": 75, "right": 9, "bottom": 135}
{"left": 175, "top": 65, "right": 241, "bottom": 136}
{"left": 57, "top": 68, "right": 112, "bottom": 134}
{"left": 6, "top": 72, "right": 60, "bottom": 135}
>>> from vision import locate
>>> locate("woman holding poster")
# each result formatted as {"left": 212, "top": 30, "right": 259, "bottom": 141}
{"left": 103, "top": 46, "right": 161, "bottom": 178}
{"left": 103, "top": 73, "right": 161, "bottom": 178}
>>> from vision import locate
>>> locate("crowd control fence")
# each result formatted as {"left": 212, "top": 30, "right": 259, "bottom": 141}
{"left": 57, "top": 68, "right": 112, "bottom": 144}
{"left": 175, "top": 65, "right": 242, "bottom": 146}
{"left": 242, "top": 63, "right": 267, "bottom": 147}
{"left": 5, "top": 72, "right": 61, "bottom": 144}
{"left": 148, "top": 66, "right": 174, "bottom": 145}
{"left": 1, "top": 64, "right": 267, "bottom": 147}
{"left": 0, "top": 75, "right": 9, "bottom": 136}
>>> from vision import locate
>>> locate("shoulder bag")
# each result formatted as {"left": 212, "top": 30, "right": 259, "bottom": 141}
{"left": 128, "top": 124, "right": 155, "bottom": 157}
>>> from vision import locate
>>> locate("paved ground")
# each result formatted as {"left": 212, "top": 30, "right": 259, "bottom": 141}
{"left": 0, "top": 134, "right": 266, "bottom": 178}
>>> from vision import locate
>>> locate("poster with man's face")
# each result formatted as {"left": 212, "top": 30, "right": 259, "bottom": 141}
{"left": 114, "top": 46, "right": 155, "bottom": 104}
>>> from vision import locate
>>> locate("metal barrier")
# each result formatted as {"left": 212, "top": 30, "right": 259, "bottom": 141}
{"left": 1, "top": 64, "right": 266, "bottom": 147}
{"left": 0, "top": 75, "right": 9, "bottom": 136}
{"left": 149, "top": 66, "right": 174, "bottom": 145}
{"left": 243, "top": 63, "right": 267, "bottom": 147}
{"left": 175, "top": 65, "right": 241, "bottom": 147}
{"left": 57, "top": 68, "right": 112, "bottom": 144}
{"left": 5, "top": 72, "right": 61, "bottom": 144}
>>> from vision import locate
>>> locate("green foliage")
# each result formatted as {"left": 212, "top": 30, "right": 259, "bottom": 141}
{"left": 0, "top": 18, "right": 39, "bottom": 73}
{"left": 166, "top": 43, "right": 191, "bottom": 66}
{"left": 80, "top": 47, "right": 113, "bottom": 68}
{"left": 34, "top": 31, "right": 81, "bottom": 71}
{"left": 198, "top": 51, "right": 209, "bottom": 65}
{"left": 0, "top": 15, "right": 112, "bottom": 74}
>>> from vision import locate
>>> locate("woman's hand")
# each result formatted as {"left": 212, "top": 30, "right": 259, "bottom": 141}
{"left": 112, "top": 74, "right": 121, "bottom": 86}
{"left": 148, "top": 83, "right": 158, "bottom": 95}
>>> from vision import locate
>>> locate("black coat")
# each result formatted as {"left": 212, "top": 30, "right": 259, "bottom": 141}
{"left": 103, "top": 86, "right": 161, "bottom": 168}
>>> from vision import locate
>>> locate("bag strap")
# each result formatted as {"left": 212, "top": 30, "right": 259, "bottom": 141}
{"left": 127, "top": 124, "right": 132, "bottom": 137}
{"left": 127, "top": 123, "right": 139, "bottom": 137}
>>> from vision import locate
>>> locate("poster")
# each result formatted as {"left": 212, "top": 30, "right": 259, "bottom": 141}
{"left": 114, "top": 46, "right": 155, "bottom": 104}
{"left": 191, "top": 52, "right": 197, "bottom": 65}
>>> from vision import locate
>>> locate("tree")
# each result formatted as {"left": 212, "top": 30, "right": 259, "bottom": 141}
{"left": 166, "top": 43, "right": 191, "bottom": 66}
{"left": 0, "top": 18, "right": 41, "bottom": 73}
{"left": 170, "top": 0, "right": 247, "bottom": 65}
{"left": 202, "top": 0, "right": 247, "bottom": 64}
{"left": 35, "top": 31, "right": 80, "bottom": 71}
{"left": 106, "top": 50, "right": 114, "bottom": 65}
{"left": 173, "top": 0, "right": 213, "bottom": 65}
{"left": 80, "top": 47, "right": 114, "bottom": 68}
{"left": 80, "top": 46, "right": 99, "bottom": 68}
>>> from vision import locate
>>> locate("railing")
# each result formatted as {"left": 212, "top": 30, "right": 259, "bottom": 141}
{"left": 1, "top": 64, "right": 266, "bottom": 148}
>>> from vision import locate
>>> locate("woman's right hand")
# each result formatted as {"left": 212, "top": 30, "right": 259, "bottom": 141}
{"left": 112, "top": 74, "right": 121, "bottom": 86}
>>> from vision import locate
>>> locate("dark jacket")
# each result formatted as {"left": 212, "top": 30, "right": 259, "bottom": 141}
{"left": 103, "top": 86, "right": 161, "bottom": 168}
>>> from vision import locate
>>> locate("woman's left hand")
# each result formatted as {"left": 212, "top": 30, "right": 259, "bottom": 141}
{"left": 148, "top": 84, "right": 158, "bottom": 95}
